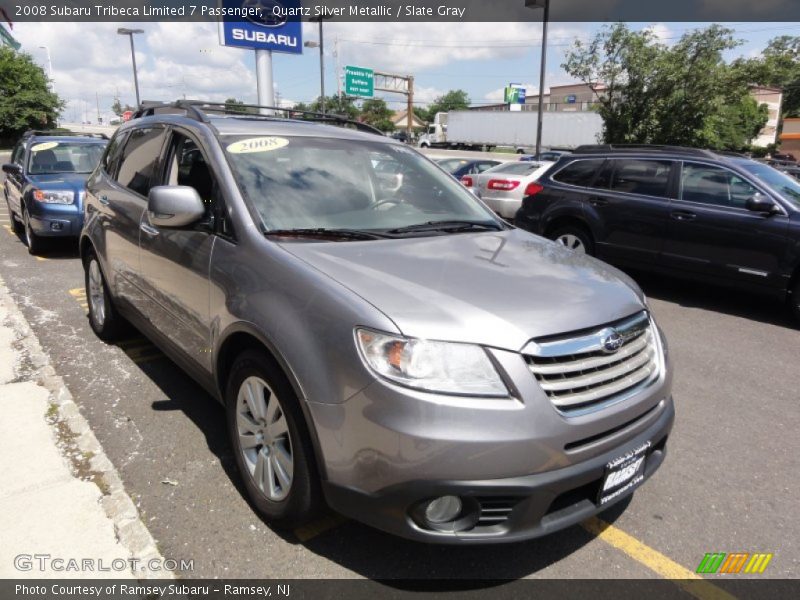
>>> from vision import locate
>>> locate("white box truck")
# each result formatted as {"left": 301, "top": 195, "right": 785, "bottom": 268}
{"left": 418, "top": 110, "right": 603, "bottom": 152}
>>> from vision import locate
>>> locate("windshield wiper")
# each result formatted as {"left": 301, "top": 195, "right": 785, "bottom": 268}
{"left": 387, "top": 220, "right": 505, "bottom": 235}
{"left": 265, "top": 228, "right": 388, "bottom": 240}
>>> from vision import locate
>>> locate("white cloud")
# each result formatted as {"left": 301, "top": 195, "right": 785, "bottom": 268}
{"left": 645, "top": 23, "right": 674, "bottom": 44}
{"left": 327, "top": 21, "right": 587, "bottom": 74}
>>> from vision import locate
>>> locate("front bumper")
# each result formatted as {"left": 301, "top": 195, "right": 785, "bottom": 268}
{"left": 321, "top": 398, "right": 673, "bottom": 544}
{"left": 27, "top": 204, "right": 83, "bottom": 237}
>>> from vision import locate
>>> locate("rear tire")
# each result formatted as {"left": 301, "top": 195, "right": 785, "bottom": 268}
{"left": 549, "top": 225, "right": 594, "bottom": 256}
{"left": 84, "top": 251, "right": 125, "bottom": 341}
{"left": 226, "top": 350, "right": 322, "bottom": 529}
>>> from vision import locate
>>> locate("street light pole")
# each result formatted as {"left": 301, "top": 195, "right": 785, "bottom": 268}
{"left": 117, "top": 28, "right": 144, "bottom": 107}
{"left": 305, "top": 18, "right": 327, "bottom": 114}
{"left": 38, "top": 45, "right": 53, "bottom": 84}
{"left": 525, "top": 0, "right": 550, "bottom": 158}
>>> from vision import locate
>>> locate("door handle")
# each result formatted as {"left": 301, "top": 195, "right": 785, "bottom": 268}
{"left": 98, "top": 195, "right": 110, "bottom": 206}
{"left": 140, "top": 222, "right": 160, "bottom": 237}
{"left": 670, "top": 210, "right": 697, "bottom": 221}
{"left": 589, "top": 198, "right": 609, "bottom": 207}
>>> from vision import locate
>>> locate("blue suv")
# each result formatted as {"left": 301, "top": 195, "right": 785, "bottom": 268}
{"left": 3, "top": 131, "right": 108, "bottom": 254}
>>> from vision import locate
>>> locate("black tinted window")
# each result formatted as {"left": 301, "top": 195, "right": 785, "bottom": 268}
{"left": 11, "top": 142, "right": 24, "bottom": 165}
{"left": 610, "top": 159, "right": 672, "bottom": 197}
{"left": 116, "top": 127, "right": 167, "bottom": 196}
{"left": 681, "top": 163, "right": 759, "bottom": 208}
{"left": 552, "top": 159, "right": 604, "bottom": 186}
{"left": 103, "top": 131, "right": 129, "bottom": 177}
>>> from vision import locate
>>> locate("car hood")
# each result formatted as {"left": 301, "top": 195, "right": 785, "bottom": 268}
{"left": 27, "top": 173, "right": 89, "bottom": 191}
{"left": 280, "top": 228, "right": 645, "bottom": 351}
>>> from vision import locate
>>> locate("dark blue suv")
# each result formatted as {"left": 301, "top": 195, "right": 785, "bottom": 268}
{"left": 514, "top": 145, "right": 800, "bottom": 321}
{"left": 3, "top": 131, "right": 108, "bottom": 254}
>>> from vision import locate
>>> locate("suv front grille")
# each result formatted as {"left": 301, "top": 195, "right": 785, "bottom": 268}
{"left": 523, "top": 311, "right": 659, "bottom": 413}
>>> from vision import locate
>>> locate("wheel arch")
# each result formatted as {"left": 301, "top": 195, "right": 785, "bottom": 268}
{"left": 543, "top": 214, "right": 594, "bottom": 240}
{"left": 214, "top": 324, "right": 328, "bottom": 480}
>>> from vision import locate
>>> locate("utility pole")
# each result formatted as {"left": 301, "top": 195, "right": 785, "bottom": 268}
{"left": 525, "top": 0, "right": 550, "bottom": 158}
{"left": 95, "top": 92, "right": 100, "bottom": 123}
{"left": 334, "top": 35, "right": 342, "bottom": 101}
{"left": 255, "top": 49, "right": 274, "bottom": 114}
{"left": 407, "top": 76, "right": 414, "bottom": 141}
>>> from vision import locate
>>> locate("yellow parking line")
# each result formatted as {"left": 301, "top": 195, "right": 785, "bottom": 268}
{"left": 582, "top": 517, "right": 736, "bottom": 600}
{"left": 3, "top": 224, "right": 13, "bottom": 236}
{"left": 294, "top": 514, "right": 348, "bottom": 542}
{"left": 69, "top": 288, "right": 86, "bottom": 297}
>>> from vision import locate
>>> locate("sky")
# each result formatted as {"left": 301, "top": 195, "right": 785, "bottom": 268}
{"left": 6, "top": 20, "right": 797, "bottom": 124}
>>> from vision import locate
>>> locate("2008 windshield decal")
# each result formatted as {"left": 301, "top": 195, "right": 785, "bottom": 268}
{"left": 226, "top": 137, "right": 289, "bottom": 154}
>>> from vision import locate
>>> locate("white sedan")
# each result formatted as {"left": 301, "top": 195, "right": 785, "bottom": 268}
{"left": 462, "top": 161, "right": 554, "bottom": 219}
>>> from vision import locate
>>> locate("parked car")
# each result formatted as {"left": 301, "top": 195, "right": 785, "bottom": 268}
{"left": 2, "top": 130, "right": 108, "bottom": 254}
{"left": 81, "top": 101, "right": 672, "bottom": 544}
{"left": 514, "top": 144, "right": 800, "bottom": 320}
{"left": 469, "top": 160, "right": 554, "bottom": 218}
{"left": 435, "top": 158, "right": 502, "bottom": 181}
{"left": 520, "top": 150, "right": 572, "bottom": 162}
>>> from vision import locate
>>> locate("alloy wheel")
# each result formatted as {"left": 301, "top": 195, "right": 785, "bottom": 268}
{"left": 556, "top": 233, "right": 586, "bottom": 254}
{"left": 88, "top": 259, "right": 106, "bottom": 328}
{"left": 236, "top": 376, "right": 293, "bottom": 502}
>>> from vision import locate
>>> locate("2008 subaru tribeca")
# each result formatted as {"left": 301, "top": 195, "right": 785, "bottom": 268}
{"left": 80, "top": 101, "right": 673, "bottom": 543}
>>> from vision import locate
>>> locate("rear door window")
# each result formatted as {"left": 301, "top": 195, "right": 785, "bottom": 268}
{"left": 610, "top": 159, "right": 672, "bottom": 198}
{"left": 102, "top": 131, "right": 129, "bottom": 178}
{"left": 552, "top": 159, "right": 604, "bottom": 186}
{"left": 116, "top": 127, "right": 168, "bottom": 197}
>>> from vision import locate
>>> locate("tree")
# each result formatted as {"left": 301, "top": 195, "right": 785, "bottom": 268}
{"left": 359, "top": 98, "right": 394, "bottom": 131}
{"left": 301, "top": 95, "right": 359, "bottom": 120}
{"left": 732, "top": 36, "right": 800, "bottom": 118}
{"left": 562, "top": 23, "right": 765, "bottom": 149}
{"left": 111, "top": 97, "right": 135, "bottom": 117}
{"left": 0, "top": 47, "right": 63, "bottom": 144}
{"left": 224, "top": 97, "right": 258, "bottom": 114}
{"left": 426, "top": 90, "right": 470, "bottom": 119}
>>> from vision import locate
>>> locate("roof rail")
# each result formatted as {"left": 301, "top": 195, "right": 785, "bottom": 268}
{"left": 132, "top": 100, "right": 385, "bottom": 137}
{"left": 573, "top": 144, "right": 718, "bottom": 158}
{"left": 23, "top": 129, "right": 110, "bottom": 140}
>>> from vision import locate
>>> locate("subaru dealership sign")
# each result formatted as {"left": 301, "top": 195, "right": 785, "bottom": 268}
{"left": 219, "top": 0, "right": 303, "bottom": 54}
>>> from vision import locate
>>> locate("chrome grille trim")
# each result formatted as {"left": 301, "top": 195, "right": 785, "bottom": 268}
{"left": 523, "top": 311, "right": 661, "bottom": 412}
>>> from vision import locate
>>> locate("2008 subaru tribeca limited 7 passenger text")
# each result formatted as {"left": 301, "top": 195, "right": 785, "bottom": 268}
{"left": 80, "top": 101, "right": 673, "bottom": 543}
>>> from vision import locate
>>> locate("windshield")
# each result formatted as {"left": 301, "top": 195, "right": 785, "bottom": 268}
{"left": 738, "top": 161, "right": 800, "bottom": 207}
{"left": 28, "top": 140, "right": 107, "bottom": 175}
{"left": 223, "top": 135, "right": 501, "bottom": 234}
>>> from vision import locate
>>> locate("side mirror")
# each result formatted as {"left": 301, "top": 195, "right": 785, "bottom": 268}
{"left": 745, "top": 193, "right": 779, "bottom": 215}
{"left": 2, "top": 163, "right": 21, "bottom": 175}
{"left": 147, "top": 186, "right": 205, "bottom": 228}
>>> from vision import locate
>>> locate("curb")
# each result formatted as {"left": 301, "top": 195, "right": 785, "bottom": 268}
{"left": 0, "top": 274, "right": 172, "bottom": 579}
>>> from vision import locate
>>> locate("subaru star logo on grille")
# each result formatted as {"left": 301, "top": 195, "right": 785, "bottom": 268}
{"left": 243, "top": 0, "right": 287, "bottom": 28}
{"left": 602, "top": 329, "right": 624, "bottom": 353}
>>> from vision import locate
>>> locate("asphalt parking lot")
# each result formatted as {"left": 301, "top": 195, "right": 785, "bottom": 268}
{"left": 1, "top": 181, "right": 798, "bottom": 587}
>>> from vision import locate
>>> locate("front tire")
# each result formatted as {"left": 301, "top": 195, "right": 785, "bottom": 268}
{"left": 84, "top": 251, "right": 125, "bottom": 341}
{"left": 549, "top": 225, "right": 594, "bottom": 256}
{"left": 23, "top": 208, "right": 43, "bottom": 255}
{"left": 226, "top": 350, "right": 322, "bottom": 529}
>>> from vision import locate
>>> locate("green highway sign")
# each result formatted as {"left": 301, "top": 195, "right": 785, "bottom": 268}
{"left": 344, "top": 65, "right": 374, "bottom": 98}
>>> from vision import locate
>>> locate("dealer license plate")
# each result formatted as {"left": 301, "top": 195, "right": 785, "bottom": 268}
{"left": 598, "top": 440, "right": 651, "bottom": 506}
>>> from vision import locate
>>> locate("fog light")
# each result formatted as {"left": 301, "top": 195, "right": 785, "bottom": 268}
{"left": 50, "top": 222, "right": 63, "bottom": 231}
{"left": 424, "top": 495, "right": 462, "bottom": 524}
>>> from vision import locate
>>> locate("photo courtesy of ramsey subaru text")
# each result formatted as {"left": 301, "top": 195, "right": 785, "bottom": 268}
{"left": 79, "top": 101, "right": 673, "bottom": 543}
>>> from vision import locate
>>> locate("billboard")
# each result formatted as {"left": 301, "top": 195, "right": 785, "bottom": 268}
{"left": 219, "top": 0, "right": 303, "bottom": 54}
{"left": 504, "top": 84, "right": 526, "bottom": 104}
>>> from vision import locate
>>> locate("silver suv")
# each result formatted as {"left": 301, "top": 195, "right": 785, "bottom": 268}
{"left": 80, "top": 101, "right": 673, "bottom": 543}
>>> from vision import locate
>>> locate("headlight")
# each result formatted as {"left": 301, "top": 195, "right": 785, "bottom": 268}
{"left": 355, "top": 328, "right": 508, "bottom": 397}
{"left": 32, "top": 189, "right": 74, "bottom": 204}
